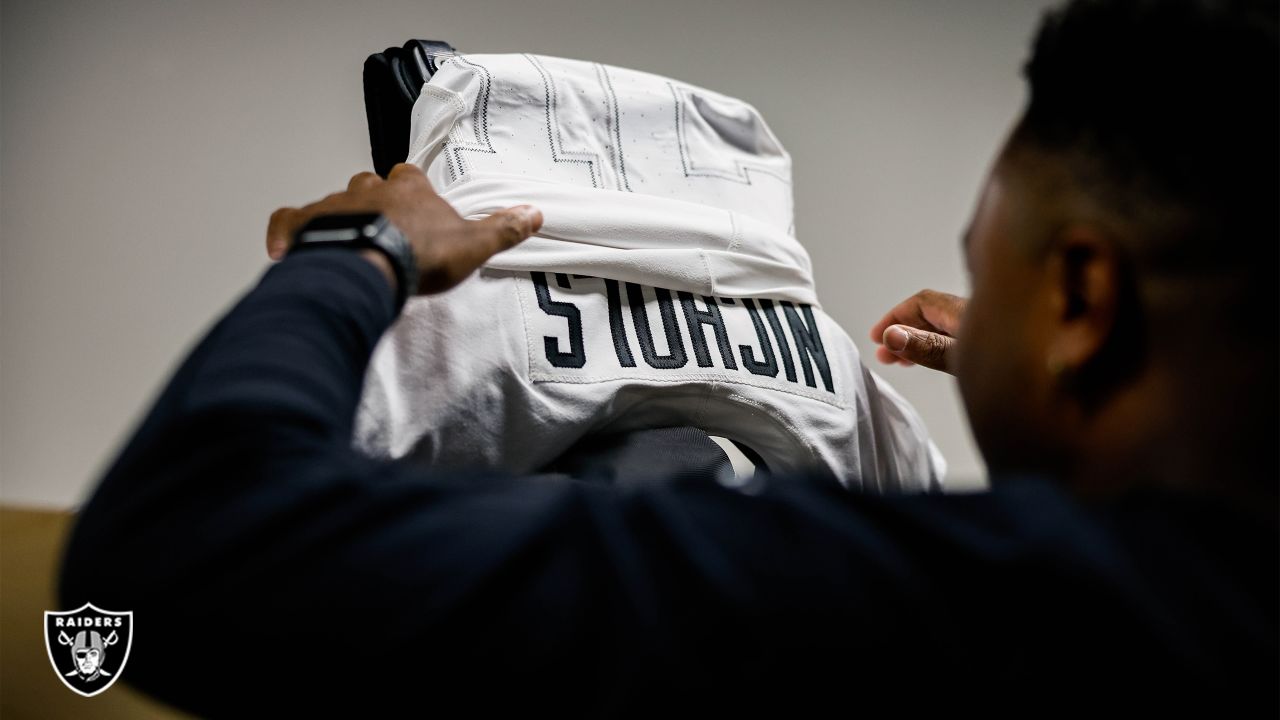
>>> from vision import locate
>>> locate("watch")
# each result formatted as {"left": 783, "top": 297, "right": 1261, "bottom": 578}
{"left": 288, "top": 212, "right": 418, "bottom": 313}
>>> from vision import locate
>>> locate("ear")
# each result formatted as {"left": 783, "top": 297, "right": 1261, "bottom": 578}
{"left": 1045, "top": 224, "right": 1122, "bottom": 373}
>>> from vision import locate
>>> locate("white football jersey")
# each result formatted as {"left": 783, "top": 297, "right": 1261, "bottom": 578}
{"left": 354, "top": 53, "right": 945, "bottom": 491}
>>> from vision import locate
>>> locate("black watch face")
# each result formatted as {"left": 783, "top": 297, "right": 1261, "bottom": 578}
{"left": 296, "top": 213, "right": 386, "bottom": 242}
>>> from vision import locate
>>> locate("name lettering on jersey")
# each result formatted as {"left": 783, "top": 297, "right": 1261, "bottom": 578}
{"left": 520, "top": 272, "right": 839, "bottom": 404}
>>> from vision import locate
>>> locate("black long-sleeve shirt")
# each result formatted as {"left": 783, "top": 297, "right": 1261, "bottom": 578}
{"left": 58, "top": 250, "right": 1277, "bottom": 717}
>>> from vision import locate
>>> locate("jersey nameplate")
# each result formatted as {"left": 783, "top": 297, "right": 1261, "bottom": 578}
{"left": 517, "top": 272, "right": 841, "bottom": 406}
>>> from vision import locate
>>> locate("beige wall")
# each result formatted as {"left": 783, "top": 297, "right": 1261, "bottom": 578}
{"left": 1, "top": 0, "right": 1058, "bottom": 507}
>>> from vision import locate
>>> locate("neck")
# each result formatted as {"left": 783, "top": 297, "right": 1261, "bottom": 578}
{"left": 1060, "top": 361, "right": 1278, "bottom": 520}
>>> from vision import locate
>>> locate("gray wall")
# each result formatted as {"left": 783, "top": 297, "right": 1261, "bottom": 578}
{"left": 1, "top": 0, "right": 1057, "bottom": 507}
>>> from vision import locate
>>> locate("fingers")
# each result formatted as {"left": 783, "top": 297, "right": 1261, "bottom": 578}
{"left": 347, "top": 171, "right": 382, "bottom": 193}
{"left": 469, "top": 205, "right": 542, "bottom": 253}
{"left": 266, "top": 167, "right": 539, "bottom": 300}
{"left": 868, "top": 289, "right": 966, "bottom": 374}
{"left": 266, "top": 207, "right": 302, "bottom": 260}
{"left": 881, "top": 324, "right": 956, "bottom": 374}
{"left": 924, "top": 290, "right": 967, "bottom": 334}
{"left": 387, "top": 163, "right": 430, "bottom": 187}
{"left": 414, "top": 206, "right": 543, "bottom": 294}
{"left": 441, "top": 206, "right": 541, "bottom": 285}
{"left": 874, "top": 345, "right": 914, "bottom": 367}
{"left": 266, "top": 192, "right": 376, "bottom": 260}
{"left": 869, "top": 289, "right": 966, "bottom": 344}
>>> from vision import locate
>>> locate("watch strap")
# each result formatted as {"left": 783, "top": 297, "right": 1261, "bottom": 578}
{"left": 290, "top": 214, "right": 418, "bottom": 314}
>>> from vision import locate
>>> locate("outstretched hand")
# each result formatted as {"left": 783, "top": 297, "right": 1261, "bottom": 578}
{"left": 266, "top": 163, "right": 542, "bottom": 295}
{"left": 869, "top": 289, "right": 967, "bottom": 374}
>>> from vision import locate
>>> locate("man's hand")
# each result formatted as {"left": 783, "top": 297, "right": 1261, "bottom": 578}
{"left": 266, "top": 163, "right": 542, "bottom": 295}
{"left": 869, "top": 289, "right": 967, "bottom": 374}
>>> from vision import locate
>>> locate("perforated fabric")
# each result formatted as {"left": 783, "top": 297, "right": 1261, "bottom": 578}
{"left": 353, "top": 53, "right": 945, "bottom": 490}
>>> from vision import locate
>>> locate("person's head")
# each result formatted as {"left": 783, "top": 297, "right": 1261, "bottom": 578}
{"left": 72, "top": 631, "right": 106, "bottom": 677}
{"left": 957, "top": 0, "right": 1277, "bottom": 487}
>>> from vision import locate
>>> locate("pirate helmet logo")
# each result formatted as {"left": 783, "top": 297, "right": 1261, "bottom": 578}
{"left": 44, "top": 603, "right": 133, "bottom": 697}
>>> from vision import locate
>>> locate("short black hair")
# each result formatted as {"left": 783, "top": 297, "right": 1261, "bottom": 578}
{"left": 1012, "top": 0, "right": 1277, "bottom": 280}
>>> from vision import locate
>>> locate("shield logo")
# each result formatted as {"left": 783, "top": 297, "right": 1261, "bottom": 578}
{"left": 44, "top": 603, "right": 134, "bottom": 697}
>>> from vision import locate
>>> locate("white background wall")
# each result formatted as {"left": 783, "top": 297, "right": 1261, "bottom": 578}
{"left": 1, "top": 0, "right": 1057, "bottom": 507}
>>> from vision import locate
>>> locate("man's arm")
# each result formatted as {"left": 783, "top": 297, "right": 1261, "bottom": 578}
{"left": 53, "top": 167, "right": 1096, "bottom": 715}
{"left": 55, "top": 244, "right": 937, "bottom": 712}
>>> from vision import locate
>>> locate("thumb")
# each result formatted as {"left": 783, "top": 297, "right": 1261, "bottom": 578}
{"left": 469, "top": 205, "right": 543, "bottom": 254}
{"left": 883, "top": 324, "right": 956, "bottom": 374}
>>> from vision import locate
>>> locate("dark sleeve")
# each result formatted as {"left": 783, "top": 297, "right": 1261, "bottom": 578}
{"left": 54, "top": 250, "right": 1231, "bottom": 716}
